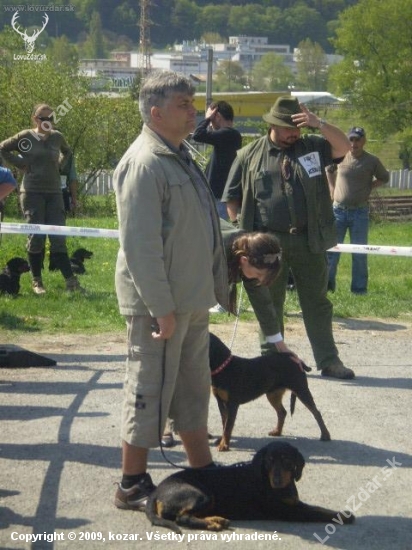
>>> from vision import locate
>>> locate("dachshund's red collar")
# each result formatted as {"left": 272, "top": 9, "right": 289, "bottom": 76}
{"left": 211, "top": 355, "right": 232, "bottom": 376}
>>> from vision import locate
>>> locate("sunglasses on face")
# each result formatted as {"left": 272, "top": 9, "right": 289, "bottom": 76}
{"left": 36, "top": 115, "right": 53, "bottom": 122}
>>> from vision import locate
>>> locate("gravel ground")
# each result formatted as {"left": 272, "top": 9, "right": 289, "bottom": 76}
{"left": 1, "top": 317, "right": 411, "bottom": 550}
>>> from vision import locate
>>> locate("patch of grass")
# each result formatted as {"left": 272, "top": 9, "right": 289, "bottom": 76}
{"left": 213, "top": 220, "right": 412, "bottom": 325}
{"left": 0, "top": 215, "right": 123, "bottom": 337}
{"left": 1, "top": 215, "right": 411, "bottom": 338}
{"left": 288, "top": 220, "right": 412, "bottom": 322}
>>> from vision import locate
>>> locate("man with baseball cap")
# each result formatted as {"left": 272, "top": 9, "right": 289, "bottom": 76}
{"left": 222, "top": 97, "right": 355, "bottom": 379}
{"left": 327, "top": 126, "right": 389, "bottom": 294}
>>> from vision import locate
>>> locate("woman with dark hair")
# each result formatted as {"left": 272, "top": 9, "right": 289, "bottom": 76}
{"left": 0, "top": 103, "right": 84, "bottom": 294}
{"left": 221, "top": 222, "right": 299, "bottom": 356}
{"left": 162, "top": 226, "right": 304, "bottom": 448}
{"left": 227, "top": 231, "right": 281, "bottom": 288}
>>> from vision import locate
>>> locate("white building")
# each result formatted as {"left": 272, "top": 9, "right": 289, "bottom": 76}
{"left": 79, "top": 55, "right": 139, "bottom": 89}
{"left": 79, "top": 37, "right": 343, "bottom": 88}
{"left": 149, "top": 37, "right": 294, "bottom": 78}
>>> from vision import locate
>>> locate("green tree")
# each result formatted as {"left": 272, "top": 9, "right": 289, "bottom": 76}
{"left": 214, "top": 60, "right": 246, "bottom": 92}
{"left": 112, "top": 1, "right": 139, "bottom": 37}
{"left": 0, "top": 28, "right": 141, "bottom": 192}
{"left": 276, "top": 5, "right": 328, "bottom": 50}
{"left": 228, "top": 4, "right": 268, "bottom": 36}
{"left": 295, "top": 39, "right": 328, "bottom": 91}
{"left": 251, "top": 53, "right": 293, "bottom": 91}
{"left": 330, "top": 0, "right": 412, "bottom": 136}
{"left": 80, "top": 10, "right": 106, "bottom": 58}
{"left": 171, "top": 0, "right": 201, "bottom": 41}
{"left": 200, "top": 33, "right": 225, "bottom": 45}
{"left": 307, "top": 0, "right": 349, "bottom": 22}
{"left": 198, "top": 5, "right": 230, "bottom": 39}
{"left": 46, "top": 35, "right": 79, "bottom": 69}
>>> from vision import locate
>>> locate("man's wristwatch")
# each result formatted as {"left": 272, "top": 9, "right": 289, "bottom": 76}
{"left": 318, "top": 118, "right": 327, "bottom": 129}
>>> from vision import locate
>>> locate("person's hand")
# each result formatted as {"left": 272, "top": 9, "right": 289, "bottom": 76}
{"left": 291, "top": 103, "right": 319, "bottom": 129}
{"left": 274, "top": 340, "right": 306, "bottom": 372}
{"left": 206, "top": 106, "right": 218, "bottom": 121}
{"left": 151, "top": 312, "right": 176, "bottom": 340}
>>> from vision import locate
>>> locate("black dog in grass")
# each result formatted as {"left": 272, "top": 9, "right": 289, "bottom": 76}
{"left": 0, "top": 257, "right": 30, "bottom": 296}
{"left": 49, "top": 248, "right": 93, "bottom": 274}
{"left": 146, "top": 441, "right": 355, "bottom": 533}
{"left": 69, "top": 248, "right": 93, "bottom": 274}
{"left": 209, "top": 333, "right": 330, "bottom": 451}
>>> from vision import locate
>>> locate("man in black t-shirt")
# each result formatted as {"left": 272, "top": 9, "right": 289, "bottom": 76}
{"left": 192, "top": 100, "right": 242, "bottom": 220}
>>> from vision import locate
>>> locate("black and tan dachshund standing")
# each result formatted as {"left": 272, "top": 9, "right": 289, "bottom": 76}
{"left": 146, "top": 441, "right": 355, "bottom": 533}
{"left": 209, "top": 333, "right": 330, "bottom": 451}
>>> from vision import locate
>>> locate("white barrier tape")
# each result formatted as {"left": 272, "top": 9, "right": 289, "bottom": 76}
{"left": 1, "top": 222, "right": 411, "bottom": 257}
{"left": 0, "top": 222, "right": 119, "bottom": 239}
{"left": 328, "top": 243, "right": 412, "bottom": 257}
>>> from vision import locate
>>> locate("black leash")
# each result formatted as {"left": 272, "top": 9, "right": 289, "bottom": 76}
{"left": 153, "top": 319, "right": 216, "bottom": 472}
{"left": 152, "top": 319, "right": 190, "bottom": 470}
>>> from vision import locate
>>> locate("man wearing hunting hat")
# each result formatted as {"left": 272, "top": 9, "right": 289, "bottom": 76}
{"left": 222, "top": 97, "right": 355, "bottom": 379}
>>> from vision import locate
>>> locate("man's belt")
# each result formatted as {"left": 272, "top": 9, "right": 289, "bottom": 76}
{"left": 333, "top": 202, "right": 368, "bottom": 210}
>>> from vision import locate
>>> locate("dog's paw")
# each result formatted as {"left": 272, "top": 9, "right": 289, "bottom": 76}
{"left": 340, "top": 510, "right": 355, "bottom": 524}
{"left": 320, "top": 431, "right": 331, "bottom": 441}
{"left": 216, "top": 440, "right": 230, "bottom": 452}
{"left": 268, "top": 429, "right": 282, "bottom": 437}
{"left": 204, "top": 516, "right": 231, "bottom": 531}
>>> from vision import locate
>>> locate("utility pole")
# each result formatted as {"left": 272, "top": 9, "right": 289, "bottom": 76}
{"left": 139, "top": 0, "right": 152, "bottom": 78}
{"left": 205, "top": 48, "right": 213, "bottom": 113}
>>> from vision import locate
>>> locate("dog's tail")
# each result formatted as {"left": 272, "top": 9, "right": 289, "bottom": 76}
{"left": 290, "top": 392, "right": 296, "bottom": 416}
{"left": 145, "top": 496, "right": 183, "bottom": 534}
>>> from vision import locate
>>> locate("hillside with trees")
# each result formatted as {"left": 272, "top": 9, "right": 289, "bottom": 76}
{"left": 0, "top": 0, "right": 358, "bottom": 53}
{"left": 0, "top": 0, "right": 411, "bottom": 169}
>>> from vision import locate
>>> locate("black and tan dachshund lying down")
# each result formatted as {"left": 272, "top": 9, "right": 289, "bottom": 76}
{"left": 209, "top": 333, "right": 330, "bottom": 451}
{"left": 146, "top": 441, "right": 355, "bottom": 533}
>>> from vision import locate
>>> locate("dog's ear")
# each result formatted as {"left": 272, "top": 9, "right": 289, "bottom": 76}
{"left": 293, "top": 449, "right": 305, "bottom": 481}
{"left": 251, "top": 444, "right": 268, "bottom": 475}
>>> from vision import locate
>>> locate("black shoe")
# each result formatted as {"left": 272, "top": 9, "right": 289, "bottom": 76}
{"left": 322, "top": 363, "right": 355, "bottom": 379}
{"left": 114, "top": 473, "right": 156, "bottom": 511}
{"left": 161, "top": 433, "right": 175, "bottom": 448}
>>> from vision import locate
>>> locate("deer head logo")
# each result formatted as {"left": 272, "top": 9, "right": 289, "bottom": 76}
{"left": 11, "top": 12, "right": 49, "bottom": 54}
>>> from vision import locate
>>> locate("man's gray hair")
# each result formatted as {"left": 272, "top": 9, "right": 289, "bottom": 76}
{"left": 139, "top": 71, "right": 196, "bottom": 124}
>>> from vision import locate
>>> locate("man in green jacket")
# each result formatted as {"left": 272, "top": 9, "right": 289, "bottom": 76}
{"left": 114, "top": 71, "right": 228, "bottom": 511}
{"left": 222, "top": 97, "right": 354, "bottom": 380}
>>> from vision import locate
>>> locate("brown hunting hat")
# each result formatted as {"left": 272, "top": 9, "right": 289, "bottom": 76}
{"left": 262, "top": 97, "right": 301, "bottom": 128}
